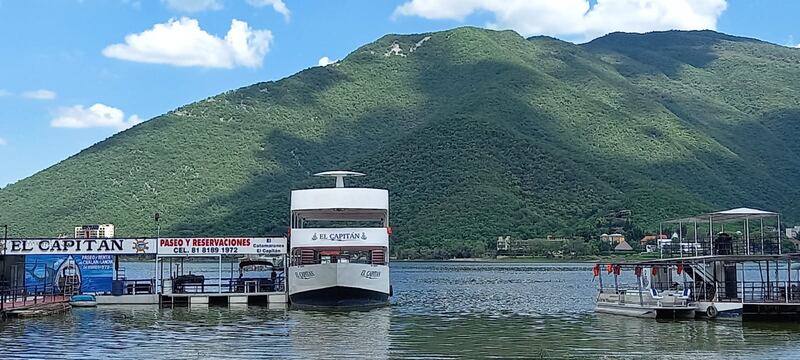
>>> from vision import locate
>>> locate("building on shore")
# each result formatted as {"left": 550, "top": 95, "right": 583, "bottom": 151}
{"left": 786, "top": 226, "right": 800, "bottom": 240}
{"left": 496, "top": 236, "right": 581, "bottom": 256}
{"left": 74, "top": 224, "right": 115, "bottom": 239}
{"left": 639, "top": 234, "right": 668, "bottom": 246}
{"left": 613, "top": 239, "right": 633, "bottom": 252}
{"left": 600, "top": 233, "right": 625, "bottom": 244}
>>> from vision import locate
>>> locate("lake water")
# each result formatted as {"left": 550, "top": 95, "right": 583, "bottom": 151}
{"left": 2, "top": 262, "right": 800, "bottom": 359}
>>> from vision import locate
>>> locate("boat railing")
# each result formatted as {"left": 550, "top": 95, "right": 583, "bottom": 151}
{"left": 598, "top": 287, "right": 692, "bottom": 307}
{"left": 657, "top": 238, "right": 782, "bottom": 258}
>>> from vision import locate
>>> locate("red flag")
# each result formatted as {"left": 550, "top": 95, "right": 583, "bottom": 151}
{"left": 676, "top": 264, "right": 684, "bottom": 274}
{"left": 592, "top": 264, "right": 600, "bottom": 277}
{"left": 606, "top": 264, "right": 613, "bottom": 274}
{"left": 651, "top": 266, "right": 658, "bottom": 276}
{"left": 614, "top": 265, "right": 621, "bottom": 275}
{"left": 634, "top": 266, "right": 642, "bottom": 277}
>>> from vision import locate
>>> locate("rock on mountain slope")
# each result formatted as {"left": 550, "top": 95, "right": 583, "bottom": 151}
{"left": 1, "top": 27, "right": 799, "bottom": 256}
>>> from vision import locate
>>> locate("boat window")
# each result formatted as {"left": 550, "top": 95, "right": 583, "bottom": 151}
{"left": 291, "top": 248, "right": 388, "bottom": 265}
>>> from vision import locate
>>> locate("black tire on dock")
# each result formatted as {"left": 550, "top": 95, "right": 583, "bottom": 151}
{"left": 706, "top": 305, "right": 718, "bottom": 319}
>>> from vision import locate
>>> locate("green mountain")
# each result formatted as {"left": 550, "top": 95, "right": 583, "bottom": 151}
{"left": 2, "top": 27, "right": 799, "bottom": 257}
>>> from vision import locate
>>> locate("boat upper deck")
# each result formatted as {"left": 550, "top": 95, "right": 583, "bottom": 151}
{"left": 607, "top": 253, "right": 800, "bottom": 267}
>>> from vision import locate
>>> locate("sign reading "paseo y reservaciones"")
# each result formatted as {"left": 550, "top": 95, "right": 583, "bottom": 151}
{"left": 158, "top": 237, "right": 286, "bottom": 255}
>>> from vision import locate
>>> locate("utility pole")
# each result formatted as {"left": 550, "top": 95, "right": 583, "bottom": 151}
{"left": 1, "top": 225, "right": 7, "bottom": 290}
{"left": 154, "top": 213, "right": 161, "bottom": 238}
{"left": 154, "top": 212, "right": 160, "bottom": 293}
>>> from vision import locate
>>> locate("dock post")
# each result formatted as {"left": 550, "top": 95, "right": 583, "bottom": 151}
{"left": 740, "top": 262, "right": 745, "bottom": 303}
{"left": 679, "top": 221, "right": 683, "bottom": 258}
{"left": 778, "top": 214, "right": 782, "bottom": 255}
{"left": 709, "top": 216, "right": 714, "bottom": 255}
{"left": 694, "top": 220, "right": 698, "bottom": 257}
{"left": 786, "top": 259, "right": 791, "bottom": 303}
{"left": 761, "top": 218, "right": 765, "bottom": 255}
{"left": 745, "top": 217, "right": 750, "bottom": 255}
{"left": 637, "top": 268, "right": 644, "bottom": 306}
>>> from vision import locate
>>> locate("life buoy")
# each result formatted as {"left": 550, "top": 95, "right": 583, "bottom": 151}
{"left": 706, "top": 305, "right": 718, "bottom": 319}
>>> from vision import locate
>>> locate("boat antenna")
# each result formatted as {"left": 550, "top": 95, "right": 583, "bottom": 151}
{"left": 314, "top": 170, "right": 365, "bottom": 188}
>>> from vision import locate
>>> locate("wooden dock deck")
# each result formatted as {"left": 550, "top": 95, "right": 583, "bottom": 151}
{"left": 1, "top": 295, "right": 70, "bottom": 319}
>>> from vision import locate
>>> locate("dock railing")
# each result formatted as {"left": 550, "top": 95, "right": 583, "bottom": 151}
{"left": 170, "top": 276, "right": 285, "bottom": 294}
{"left": 0, "top": 284, "right": 67, "bottom": 312}
{"left": 121, "top": 279, "right": 156, "bottom": 295}
{"left": 741, "top": 281, "right": 800, "bottom": 303}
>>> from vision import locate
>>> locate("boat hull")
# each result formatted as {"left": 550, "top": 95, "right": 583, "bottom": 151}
{"left": 290, "top": 286, "right": 389, "bottom": 309}
{"left": 70, "top": 301, "right": 97, "bottom": 308}
{"left": 596, "top": 303, "right": 695, "bottom": 319}
{"left": 288, "top": 263, "right": 390, "bottom": 309}
{"left": 596, "top": 303, "right": 657, "bottom": 318}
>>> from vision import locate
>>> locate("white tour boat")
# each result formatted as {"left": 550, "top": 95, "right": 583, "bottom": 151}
{"left": 287, "top": 171, "right": 391, "bottom": 309}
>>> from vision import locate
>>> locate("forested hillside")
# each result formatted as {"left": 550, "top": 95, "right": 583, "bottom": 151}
{"left": 1, "top": 27, "right": 799, "bottom": 257}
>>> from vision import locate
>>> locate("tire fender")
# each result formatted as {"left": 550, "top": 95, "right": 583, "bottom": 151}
{"left": 706, "top": 304, "right": 718, "bottom": 319}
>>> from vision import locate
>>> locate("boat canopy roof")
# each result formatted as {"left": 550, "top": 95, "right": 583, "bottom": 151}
{"left": 291, "top": 188, "right": 389, "bottom": 226}
{"left": 596, "top": 253, "right": 800, "bottom": 267}
{"left": 665, "top": 207, "right": 778, "bottom": 224}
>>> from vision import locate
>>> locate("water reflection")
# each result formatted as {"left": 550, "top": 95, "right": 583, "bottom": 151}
{"left": 290, "top": 307, "right": 391, "bottom": 359}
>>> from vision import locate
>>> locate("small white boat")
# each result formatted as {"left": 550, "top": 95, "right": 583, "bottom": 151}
{"left": 593, "top": 264, "right": 696, "bottom": 319}
{"left": 596, "top": 288, "right": 696, "bottom": 319}
{"left": 70, "top": 294, "right": 97, "bottom": 307}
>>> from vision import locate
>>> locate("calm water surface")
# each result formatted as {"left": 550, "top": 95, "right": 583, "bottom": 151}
{"left": 2, "top": 262, "right": 800, "bottom": 359}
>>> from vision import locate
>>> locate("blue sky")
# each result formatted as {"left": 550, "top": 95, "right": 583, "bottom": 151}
{"left": 1, "top": 0, "right": 798, "bottom": 188}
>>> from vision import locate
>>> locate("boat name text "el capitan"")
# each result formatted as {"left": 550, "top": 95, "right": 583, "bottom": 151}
{"left": 295, "top": 271, "right": 316, "bottom": 280}
{"left": 360, "top": 270, "right": 381, "bottom": 279}
{"left": 7, "top": 239, "right": 124, "bottom": 253}
{"left": 311, "top": 232, "right": 368, "bottom": 241}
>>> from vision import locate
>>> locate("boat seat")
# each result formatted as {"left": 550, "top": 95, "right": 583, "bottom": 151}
{"left": 649, "top": 288, "right": 664, "bottom": 300}
{"left": 678, "top": 287, "right": 692, "bottom": 300}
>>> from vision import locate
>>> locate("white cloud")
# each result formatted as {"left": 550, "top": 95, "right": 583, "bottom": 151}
{"left": 162, "top": 0, "right": 222, "bottom": 12}
{"left": 0, "top": 89, "right": 10, "bottom": 97}
{"left": 0, "top": 137, "right": 7, "bottom": 146}
{"left": 22, "top": 89, "right": 57, "bottom": 100}
{"left": 393, "top": 0, "right": 727, "bottom": 40}
{"left": 51, "top": 103, "right": 143, "bottom": 130}
{"left": 102, "top": 17, "right": 272, "bottom": 68}
{"left": 317, "top": 56, "right": 335, "bottom": 66}
{"left": 245, "top": 0, "right": 290, "bottom": 21}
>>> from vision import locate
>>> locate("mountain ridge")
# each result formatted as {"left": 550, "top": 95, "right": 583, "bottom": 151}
{"left": 1, "top": 27, "right": 799, "bottom": 257}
